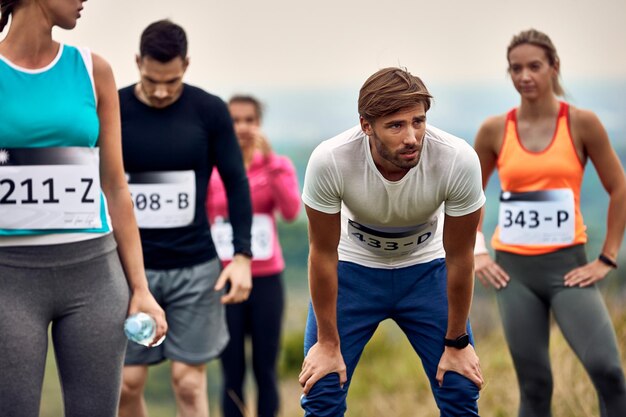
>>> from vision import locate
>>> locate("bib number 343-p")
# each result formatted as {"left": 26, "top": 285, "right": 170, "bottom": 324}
{"left": 0, "top": 147, "right": 102, "bottom": 229}
{"left": 498, "top": 188, "right": 575, "bottom": 245}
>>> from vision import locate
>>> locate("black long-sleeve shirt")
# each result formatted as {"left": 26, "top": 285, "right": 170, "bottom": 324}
{"left": 120, "top": 84, "right": 252, "bottom": 269}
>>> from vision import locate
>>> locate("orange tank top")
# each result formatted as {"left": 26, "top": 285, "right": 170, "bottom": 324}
{"left": 491, "top": 102, "right": 587, "bottom": 255}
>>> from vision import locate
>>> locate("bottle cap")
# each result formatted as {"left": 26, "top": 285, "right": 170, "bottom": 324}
{"left": 125, "top": 319, "right": 142, "bottom": 334}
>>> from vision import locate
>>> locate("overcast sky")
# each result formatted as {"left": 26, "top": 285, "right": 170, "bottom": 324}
{"left": 43, "top": 0, "right": 625, "bottom": 94}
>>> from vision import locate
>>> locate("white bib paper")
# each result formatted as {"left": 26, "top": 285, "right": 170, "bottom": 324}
{"left": 127, "top": 171, "right": 196, "bottom": 229}
{"left": 498, "top": 188, "right": 575, "bottom": 245}
{"left": 211, "top": 214, "right": 274, "bottom": 261}
{"left": 0, "top": 147, "right": 102, "bottom": 229}
{"left": 347, "top": 218, "right": 438, "bottom": 258}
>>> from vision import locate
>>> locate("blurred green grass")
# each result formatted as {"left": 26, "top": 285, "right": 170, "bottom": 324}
{"left": 39, "top": 289, "right": 626, "bottom": 417}
{"left": 38, "top": 219, "right": 626, "bottom": 416}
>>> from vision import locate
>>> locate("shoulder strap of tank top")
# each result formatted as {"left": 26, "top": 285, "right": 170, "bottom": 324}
{"left": 506, "top": 107, "right": 517, "bottom": 124}
{"left": 558, "top": 101, "right": 568, "bottom": 119}
{"left": 497, "top": 108, "right": 518, "bottom": 161}
{"left": 77, "top": 46, "right": 97, "bottom": 105}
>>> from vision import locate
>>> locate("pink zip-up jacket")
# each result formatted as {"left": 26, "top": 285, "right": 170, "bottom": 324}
{"left": 206, "top": 151, "right": 301, "bottom": 277}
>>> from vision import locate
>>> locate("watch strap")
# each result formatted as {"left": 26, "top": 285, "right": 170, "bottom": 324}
{"left": 598, "top": 254, "right": 618, "bottom": 269}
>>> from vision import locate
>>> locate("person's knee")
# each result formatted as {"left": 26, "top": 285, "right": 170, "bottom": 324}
{"left": 435, "top": 372, "right": 479, "bottom": 417}
{"left": 300, "top": 373, "right": 348, "bottom": 417}
{"left": 120, "top": 366, "right": 147, "bottom": 400}
{"left": 222, "top": 366, "right": 245, "bottom": 387}
{"left": 518, "top": 368, "right": 552, "bottom": 402}
{"left": 588, "top": 361, "right": 626, "bottom": 394}
{"left": 516, "top": 370, "right": 553, "bottom": 416}
{"left": 120, "top": 378, "right": 144, "bottom": 400}
{"left": 252, "top": 360, "right": 277, "bottom": 383}
{"left": 172, "top": 364, "right": 206, "bottom": 407}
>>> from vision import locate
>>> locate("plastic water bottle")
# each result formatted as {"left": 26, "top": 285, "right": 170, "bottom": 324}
{"left": 124, "top": 312, "right": 163, "bottom": 347}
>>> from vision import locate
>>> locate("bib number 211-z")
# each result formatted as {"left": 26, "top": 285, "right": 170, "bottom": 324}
{"left": 0, "top": 147, "right": 102, "bottom": 229}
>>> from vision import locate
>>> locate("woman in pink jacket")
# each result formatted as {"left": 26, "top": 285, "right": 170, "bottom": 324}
{"left": 207, "top": 95, "right": 301, "bottom": 417}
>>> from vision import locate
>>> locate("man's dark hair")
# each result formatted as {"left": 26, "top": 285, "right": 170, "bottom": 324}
{"left": 139, "top": 20, "right": 188, "bottom": 62}
{"left": 358, "top": 67, "right": 432, "bottom": 122}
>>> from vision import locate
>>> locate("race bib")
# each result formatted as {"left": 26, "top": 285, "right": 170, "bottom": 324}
{"left": 211, "top": 214, "right": 274, "bottom": 261}
{"left": 127, "top": 171, "right": 196, "bottom": 228}
{"left": 498, "top": 189, "right": 575, "bottom": 245}
{"left": 0, "top": 147, "right": 102, "bottom": 229}
{"left": 347, "top": 218, "right": 438, "bottom": 257}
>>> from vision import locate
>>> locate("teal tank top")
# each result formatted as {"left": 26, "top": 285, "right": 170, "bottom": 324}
{"left": 0, "top": 44, "right": 111, "bottom": 236}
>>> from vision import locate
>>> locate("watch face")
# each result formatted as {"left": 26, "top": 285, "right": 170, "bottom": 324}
{"left": 445, "top": 333, "right": 470, "bottom": 349}
{"left": 456, "top": 334, "right": 470, "bottom": 348}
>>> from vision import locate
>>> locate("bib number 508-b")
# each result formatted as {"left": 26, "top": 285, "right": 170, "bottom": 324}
{"left": 127, "top": 170, "right": 196, "bottom": 229}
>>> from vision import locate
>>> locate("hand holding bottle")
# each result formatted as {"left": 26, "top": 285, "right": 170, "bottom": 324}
{"left": 124, "top": 312, "right": 166, "bottom": 347}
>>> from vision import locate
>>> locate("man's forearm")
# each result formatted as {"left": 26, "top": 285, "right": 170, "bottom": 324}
{"left": 445, "top": 259, "right": 474, "bottom": 338}
{"left": 309, "top": 252, "right": 340, "bottom": 345}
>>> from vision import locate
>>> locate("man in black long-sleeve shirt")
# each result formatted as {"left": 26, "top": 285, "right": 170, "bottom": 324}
{"left": 118, "top": 20, "right": 253, "bottom": 417}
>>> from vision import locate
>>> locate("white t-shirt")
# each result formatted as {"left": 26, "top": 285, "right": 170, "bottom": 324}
{"left": 302, "top": 124, "right": 485, "bottom": 268}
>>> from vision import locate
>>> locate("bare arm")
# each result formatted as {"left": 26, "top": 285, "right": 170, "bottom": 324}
{"left": 298, "top": 205, "right": 347, "bottom": 394}
{"left": 473, "top": 116, "right": 510, "bottom": 289}
{"left": 564, "top": 109, "right": 626, "bottom": 286}
{"left": 93, "top": 53, "right": 166, "bottom": 343}
{"left": 436, "top": 209, "right": 484, "bottom": 388}
{"left": 443, "top": 210, "right": 481, "bottom": 339}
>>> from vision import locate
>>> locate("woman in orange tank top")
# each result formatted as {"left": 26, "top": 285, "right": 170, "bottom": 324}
{"left": 474, "top": 29, "right": 626, "bottom": 417}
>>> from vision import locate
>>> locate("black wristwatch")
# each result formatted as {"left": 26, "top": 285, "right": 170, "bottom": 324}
{"left": 444, "top": 333, "right": 470, "bottom": 349}
{"left": 598, "top": 254, "right": 618, "bottom": 269}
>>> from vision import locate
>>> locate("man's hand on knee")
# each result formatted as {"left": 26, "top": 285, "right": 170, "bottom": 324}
{"left": 436, "top": 344, "right": 484, "bottom": 389}
{"left": 299, "top": 342, "right": 347, "bottom": 395}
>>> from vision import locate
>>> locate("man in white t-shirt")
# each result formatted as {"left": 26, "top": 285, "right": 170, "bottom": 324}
{"left": 298, "top": 67, "right": 485, "bottom": 416}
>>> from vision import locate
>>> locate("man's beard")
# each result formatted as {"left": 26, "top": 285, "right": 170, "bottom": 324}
{"left": 372, "top": 132, "right": 422, "bottom": 170}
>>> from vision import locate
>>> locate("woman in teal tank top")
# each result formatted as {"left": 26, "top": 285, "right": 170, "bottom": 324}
{"left": 0, "top": 2, "right": 167, "bottom": 417}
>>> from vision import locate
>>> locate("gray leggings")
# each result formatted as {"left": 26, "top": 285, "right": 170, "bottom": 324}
{"left": 496, "top": 245, "right": 626, "bottom": 417}
{"left": 0, "top": 234, "right": 130, "bottom": 417}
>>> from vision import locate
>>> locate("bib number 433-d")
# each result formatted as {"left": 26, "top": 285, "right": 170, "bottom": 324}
{"left": 347, "top": 218, "right": 438, "bottom": 258}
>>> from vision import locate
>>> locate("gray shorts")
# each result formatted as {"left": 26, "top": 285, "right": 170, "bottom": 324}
{"left": 124, "top": 258, "right": 229, "bottom": 365}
